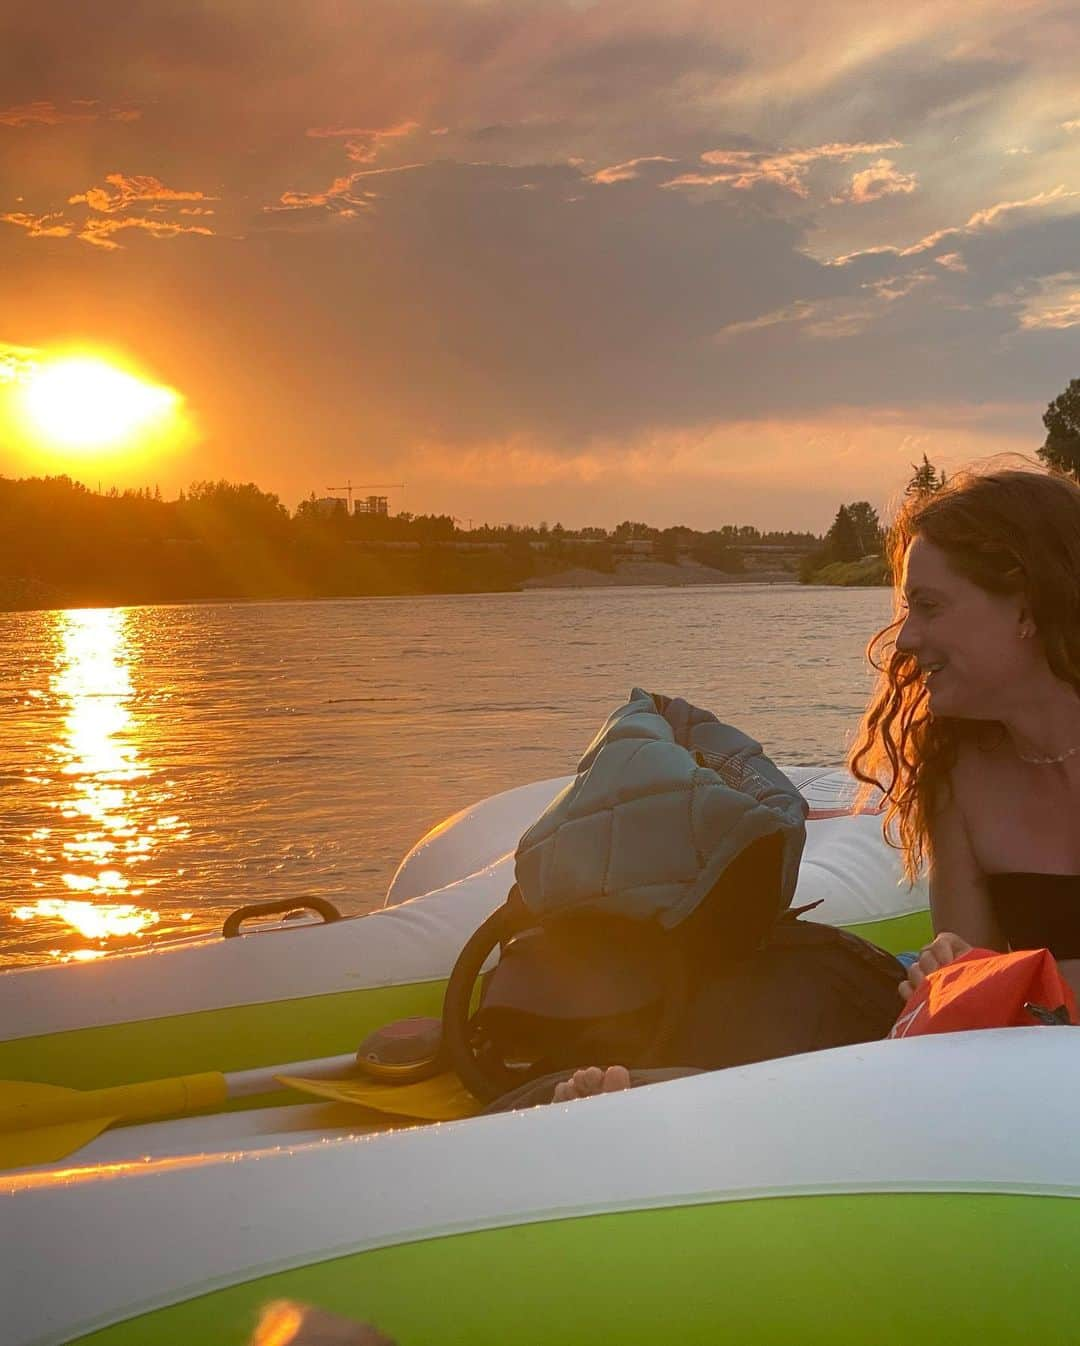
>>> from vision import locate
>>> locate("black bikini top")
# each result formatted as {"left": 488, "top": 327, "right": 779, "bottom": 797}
{"left": 985, "top": 873, "right": 1080, "bottom": 961}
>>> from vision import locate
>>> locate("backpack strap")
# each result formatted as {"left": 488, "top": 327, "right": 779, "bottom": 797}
{"left": 443, "top": 887, "right": 691, "bottom": 1103}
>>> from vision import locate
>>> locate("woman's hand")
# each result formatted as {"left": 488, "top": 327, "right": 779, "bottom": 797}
{"left": 898, "top": 932, "right": 973, "bottom": 1002}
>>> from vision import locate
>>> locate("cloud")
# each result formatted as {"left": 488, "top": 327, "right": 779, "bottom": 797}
{"left": 714, "top": 302, "right": 815, "bottom": 341}
{"left": 1, "top": 0, "right": 1079, "bottom": 523}
{"left": 829, "top": 185, "right": 1080, "bottom": 267}
{"left": 403, "top": 403, "right": 1041, "bottom": 530}
{"left": 264, "top": 172, "right": 375, "bottom": 215}
{"left": 1015, "top": 273, "right": 1080, "bottom": 330}
{"left": 76, "top": 216, "right": 215, "bottom": 251}
{"left": 2, "top": 177, "right": 216, "bottom": 250}
{"left": 306, "top": 119, "right": 420, "bottom": 163}
{"left": 663, "top": 140, "right": 903, "bottom": 197}
{"left": 0, "top": 210, "right": 74, "bottom": 240}
{"left": 589, "top": 155, "right": 677, "bottom": 184}
{"left": 832, "top": 157, "right": 918, "bottom": 204}
{"left": 0, "top": 99, "right": 140, "bottom": 127}
{"left": 68, "top": 173, "right": 215, "bottom": 214}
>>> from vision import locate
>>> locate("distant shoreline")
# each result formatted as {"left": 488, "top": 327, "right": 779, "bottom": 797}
{"left": 523, "top": 559, "right": 795, "bottom": 588}
{"left": 0, "top": 560, "right": 890, "bottom": 614}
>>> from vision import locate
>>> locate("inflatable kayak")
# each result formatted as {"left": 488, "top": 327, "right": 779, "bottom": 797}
{"left": 8, "top": 770, "right": 1077, "bottom": 1344}
{"left": 0, "top": 768, "right": 929, "bottom": 1097}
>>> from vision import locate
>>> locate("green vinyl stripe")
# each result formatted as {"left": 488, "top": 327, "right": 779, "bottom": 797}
{"left": 0, "top": 980, "right": 446, "bottom": 1099}
{"left": 70, "top": 1192, "right": 1080, "bottom": 1346}
{"left": 839, "top": 907, "right": 932, "bottom": 953}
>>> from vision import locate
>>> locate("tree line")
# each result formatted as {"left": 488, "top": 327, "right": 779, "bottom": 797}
{"left": 0, "top": 475, "right": 822, "bottom": 610}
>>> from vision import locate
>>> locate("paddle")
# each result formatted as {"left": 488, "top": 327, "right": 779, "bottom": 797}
{"left": 0, "top": 1051, "right": 359, "bottom": 1171}
{"left": 0, "top": 1058, "right": 485, "bottom": 1172}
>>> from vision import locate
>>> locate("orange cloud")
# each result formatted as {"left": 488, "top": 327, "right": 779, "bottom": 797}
{"left": 832, "top": 158, "right": 918, "bottom": 205}
{"left": 664, "top": 140, "right": 903, "bottom": 197}
{"left": 829, "top": 186, "right": 1080, "bottom": 266}
{"left": 0, "top": 100, "right": 140, "bottom": 127}
{"left": 589, "top": 156, "right": 676, "bottom": 185}
{"left": 76, "top": 216, "right": 215, "bottom": 251}
{"left": 0, "top": 210, "right": 74, "bottom": 239}
{"left": 406, "top": 406, "right": 1038, "bottom": 524}
{"left": 306, "top": 119, "right": 419, "bottom": 163}
{"left": 69, "top": 173, "right": 215, "bottom": 214}
{"left": 265, "top": 172, "right": 373, "bottom": 214}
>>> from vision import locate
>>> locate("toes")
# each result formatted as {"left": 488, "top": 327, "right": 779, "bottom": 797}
{"left": 602, "top": 1065, "right": 631, "bottom": 1093}
{"left": 552, "top": 1081, "right": 575, "bottom": 1103}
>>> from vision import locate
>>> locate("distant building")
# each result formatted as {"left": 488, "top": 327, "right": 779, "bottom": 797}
{"left": 355, "top": 495, "right": 389, "bottom": 516}
{"left": 314, "top": 497, "right": 348, "bottom": 518}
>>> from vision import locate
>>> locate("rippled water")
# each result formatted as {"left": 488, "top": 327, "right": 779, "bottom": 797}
{"left": 0, "top": 585, "right": 892, "bottom": 970}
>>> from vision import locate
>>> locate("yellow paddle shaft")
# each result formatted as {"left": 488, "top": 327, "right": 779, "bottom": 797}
{"left": 0, "top": 1072, "right": 229, "bottom": 1134}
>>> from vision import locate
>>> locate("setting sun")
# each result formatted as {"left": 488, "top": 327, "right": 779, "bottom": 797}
{"left": 17, "top": 355, "right": 179, "bottom": 452}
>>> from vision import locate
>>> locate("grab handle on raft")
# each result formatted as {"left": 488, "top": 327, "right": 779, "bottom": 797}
{"left": 222, "top": 897, "right": 343, "bottom": 938}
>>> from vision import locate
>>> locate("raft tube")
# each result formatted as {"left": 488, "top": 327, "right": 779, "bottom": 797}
{"left": 0, "top": 768, "right": 928, "bottom": 1094}
{"left": 7, "top": 771, "right": 1076, "bottom": 1346}
{"left": 6, "top": 1030, "right": 1080, "bottom": 1345}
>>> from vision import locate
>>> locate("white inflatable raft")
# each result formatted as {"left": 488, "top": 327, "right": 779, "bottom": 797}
{"left": 7, "top": 770, "right": 1076, "bottom": 1346}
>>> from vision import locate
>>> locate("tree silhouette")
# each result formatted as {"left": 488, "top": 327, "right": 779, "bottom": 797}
{"left": 906, "top": 454, "right": 947, "bottom": 497}
{"left": 845, "top": 501, "right": 883, "bottom": 556}
{"left": 825, "top": 505, "right": 861, "bottom": 562}
{"left": 1038, "top": 378, "right": 1080, "bottom": 482}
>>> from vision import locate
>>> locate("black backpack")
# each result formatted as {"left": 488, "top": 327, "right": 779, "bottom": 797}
{"left": 441, "top": 859, "right": 906, "bottom": 1104}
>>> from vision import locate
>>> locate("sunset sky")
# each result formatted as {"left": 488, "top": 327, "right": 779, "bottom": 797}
{"left": 1, "top": 0, "right": 1078, "bottom": 530}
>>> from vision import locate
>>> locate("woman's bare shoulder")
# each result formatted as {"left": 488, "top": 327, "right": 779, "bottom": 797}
{"left": 949, "top": 727, "right": 1011, "bottom": 809}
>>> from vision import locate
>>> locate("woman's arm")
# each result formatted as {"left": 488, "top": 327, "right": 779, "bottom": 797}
{"left": 925, "top": 778, "right": 1007, "bottom": 951}
{"left": 899, "top": 773, "right": 1008, "bottom": 1001}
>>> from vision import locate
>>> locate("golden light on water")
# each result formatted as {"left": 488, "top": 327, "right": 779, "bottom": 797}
{"left": 13, "top": 898, "right": 160, "bottom": 940}
{"left": 14, "top": 608, "right": 193, "bottom": 961}
{"left": 51, "top": 610, "right": 146, "bottom": 868}
{"left": 17, "top": 355, "right": 179, "bottom": 452}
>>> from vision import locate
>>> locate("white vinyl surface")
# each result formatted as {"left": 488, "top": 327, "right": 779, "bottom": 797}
{"left": 5, "top": 1029, "right": 1079, "bottom": 1346}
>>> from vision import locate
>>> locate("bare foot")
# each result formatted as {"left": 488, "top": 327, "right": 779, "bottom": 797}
{"left": 551, "top": 1064, "right": 631, "bottom": 1104}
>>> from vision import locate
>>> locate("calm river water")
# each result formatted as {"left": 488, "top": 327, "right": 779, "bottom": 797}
{"left": 0, "top": 585, "right": 893, "bottom": 971}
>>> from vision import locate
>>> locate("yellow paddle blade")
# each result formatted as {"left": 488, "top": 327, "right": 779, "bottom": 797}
{"left": 0, "top": 1082, "right": 116, "bottom": 1171}
{"left": 276, "top": 1071, "right": 483, "bottom": 1122}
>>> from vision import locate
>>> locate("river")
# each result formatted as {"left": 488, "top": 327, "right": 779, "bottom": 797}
{"left": 0, "top": 585, "right": 893, "bottom": 970}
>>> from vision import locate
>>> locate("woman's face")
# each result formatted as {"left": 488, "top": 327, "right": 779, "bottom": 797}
{"left": 895, "top": 535, "right": 1031, "bottom": 719}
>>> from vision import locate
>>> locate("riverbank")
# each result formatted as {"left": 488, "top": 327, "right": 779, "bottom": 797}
{"left": 524, "top": 559, "right": 793, "bottom": 588}
{"left": 801, "top": 556, "right": 890, "bottom": 587}
{"left": 0, "top": 557, "right": 801, "bottom": 611}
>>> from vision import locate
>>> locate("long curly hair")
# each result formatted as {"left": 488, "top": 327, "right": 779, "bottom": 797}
{"left": 849, "top": 463, "right": 1080, "bottom": 884}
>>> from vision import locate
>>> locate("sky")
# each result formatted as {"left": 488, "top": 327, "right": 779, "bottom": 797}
{"left": 1, "top": 0, "right": 1078, "bottom": 531}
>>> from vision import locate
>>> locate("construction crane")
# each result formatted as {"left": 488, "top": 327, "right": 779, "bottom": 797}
{"left": 325, "top": 482, "right": 406, "bottom": 513}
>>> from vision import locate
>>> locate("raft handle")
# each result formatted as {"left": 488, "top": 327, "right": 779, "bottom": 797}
{"left": 222, "top": 897, "right": 343, "bottom": 938}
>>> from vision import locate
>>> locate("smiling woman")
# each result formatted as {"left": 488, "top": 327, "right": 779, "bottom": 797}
{"left": 15, "top": 355, "right": 180, "bottom": 453}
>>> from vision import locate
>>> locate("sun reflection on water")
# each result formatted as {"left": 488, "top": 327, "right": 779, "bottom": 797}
{"left": 15, "top": 608, "right": 190, "bottom": 959}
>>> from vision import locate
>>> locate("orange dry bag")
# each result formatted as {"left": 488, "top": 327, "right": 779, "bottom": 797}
{"left": 890, "top": 947, "right": 1078, "bottom": 1039}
